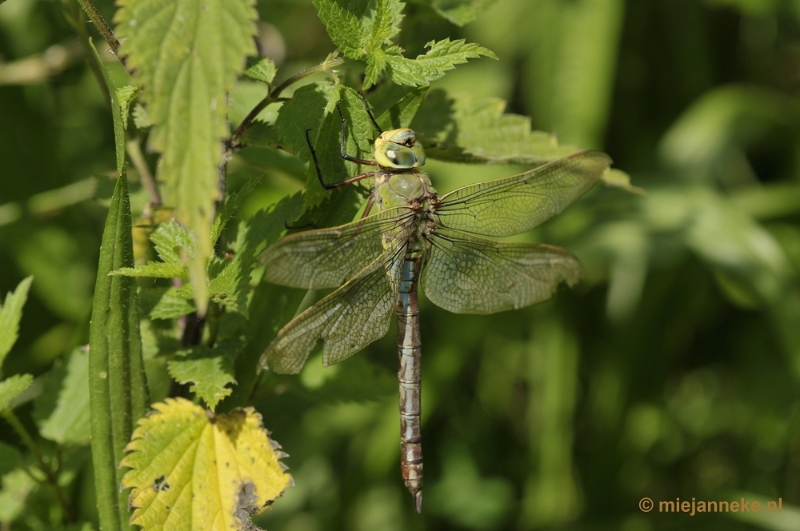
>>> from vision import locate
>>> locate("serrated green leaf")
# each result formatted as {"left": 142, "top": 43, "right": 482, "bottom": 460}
{"left": 147, "top": 287, "right": 195, "bottom": 320}
{"left": 36, "top": 349, "right": 90, "bottom": 444}
{"left": 376, "top": 85, "right": 429, "bottom": 130}
{"left": 175, "top": 252, "right": 256, "bottom": 316}
{"left": 151, "top": 220, "right": 195, "bottom": 265}
{"left": 0, "top": 276, "right": 32, "bottom": 371}
{"left": 167, "top": 342, "right": 240, "bottom": 409}
{"left": 115, "top": 0, "right": 258, "bottom": 314}
{"left": 239, "top": 120, "right": 281, "bottom": 149}
{"left": 411, "top": 89, "right": 579, "bottom": 164}
{"left": 209, "top": 252, "right": 256, "bottom": 316}
{"left": 273, "top": 82, "right": 341, "bottom": 211}
{"left": 383, "top": 38, "right": 496, "bottom": 87}
{"left": 244, "top": 56, "right": 277, "bottom": 84}
{"left": 112, "top": 262, "right": 187, "bottom": 279}
{"left": 235, "top": 191, "right": 305, "bottom": 254}
{"left": 0, "top": 374, "right": 33, "bottom": 411}
{"left": 121, "top": 398, "right": 292, "bottom": 529}
{"left": 313, "top": 0, "right": 403, "bottom": 59}
{"left": 601, "top": 168, "right": 646, "bottom": 195}
{"left": 294, "top": 85, "right": 376, "bottom": 211}
{"left": 363, "top": 47, "right": 388, "bottom": 88}
{"left": 275, "top": 82, "right": 338, "bottom": 160}
{"left": 211, "top": 178, "right": 260, "bottom": 243}
{"left": 425, "top": 0, "right": 496, "bottom": 26}
{"left": 132, "top": 103, "right": 151, "bottom": 129}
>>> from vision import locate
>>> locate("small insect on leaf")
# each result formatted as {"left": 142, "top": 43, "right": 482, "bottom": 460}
{"left": 121, "top": 398, "right": 292, "bottom": 531}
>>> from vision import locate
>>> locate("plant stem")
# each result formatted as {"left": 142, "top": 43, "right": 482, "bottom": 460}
{"left": 230, "top": 55, "right": 346, "bottom": 147}
{"left": 74, "top": 0, "right": 129, "bottom": 71}
{"left": 1, "top": 411, "right": 77, "bottom": 522}
{"left": 67, "top": 0, "right": 110, "bottom": 103}
{"left": 126, "top": 138, "right": 161, "bottom": 206}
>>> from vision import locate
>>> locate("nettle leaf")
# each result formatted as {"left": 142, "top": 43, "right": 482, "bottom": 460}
{"left": 115, "top": 0, "right": 258, "bottom": 313}
{"left": 151, "top": 221, "right": 196, "bottom": 266}
{"left": 36, "top": 349, "right": 90, "bottom": 444}
{"left": 602, "top": 168, "right": 646, "bottom": 195}
{"left": 208, "top": 252, "right": 256, "bottom": 315}
{"left": 313, "top": 0, "right": 403, "bottom": 59}
{"left": 0, "top": 374, "right": 33, "bottom": 411}
{"left": 376, "top": 85, "right": 429, "bottom": 130}
{"left": 167, "top": 341, "right": 239, "bottom": 409}
{"left": 121, "top": 398, "right": 293, "bottom": 529}
{"left": 424, "top": 0, "right": 496, "bottom": 26}
{"left": 244, "top": 56, "right": 277, "bottom": 85}
{"left": 275, "top": 82, "right": 338, "bottom": 161}
{"left": 235, "top": 191, "right": 304, "bottom": 254}
{"left": 173, "top": 252, "right": 256, "bottom": 316}
{"left": 112, "top": 221, "right": 194, "bottom": 278}
{"left": 411, "top": 89, "right": 579, "bottom": 164}
{"left": 132, "top": 104, "right": 151, "bottom": 129}
{"left": 274, "top": 82, "right": 339, "bottom": 210}
{"left": 114, "top": 213, "right": 257, "bottom": 311}
{"left": 147, "top": 288, "right": 195, "bottom": 320}
{"left": 383, "top": 38, "right": 496, "bottom": 87}
{"left": 313, "top": 0, "right": 487, "bottom": 89}
{"left": 239, "top": 120, "right": 281, "bottom": 150}
{"left": 112, "top": 262, "right": 187, "bottom": 279}
{"left": 0, "top": 276, "right": 32, "bottom": 370}
{"left": 211, "top": 178, "right": 260, "bottom": 243}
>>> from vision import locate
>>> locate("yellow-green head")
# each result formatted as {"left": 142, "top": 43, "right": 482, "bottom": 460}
{"left": 373, "top": 129, "right": 426, "bottom": 170}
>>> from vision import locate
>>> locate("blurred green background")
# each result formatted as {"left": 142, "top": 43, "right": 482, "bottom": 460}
{"left": 2, "top": 0, "right": 800, "bottom": 529}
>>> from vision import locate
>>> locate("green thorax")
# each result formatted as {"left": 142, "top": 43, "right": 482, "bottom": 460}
{"left": 372, "top": 128, "right": 437, "bottom": 211}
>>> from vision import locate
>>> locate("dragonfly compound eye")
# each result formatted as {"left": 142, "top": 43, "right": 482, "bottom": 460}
{"left": 375, "top": 129, "right": 426, "bottom": 169}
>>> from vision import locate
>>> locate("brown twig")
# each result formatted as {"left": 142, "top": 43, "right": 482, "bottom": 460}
{"left": 74, "top": 0, "right": 130, "bottom": 72}
{"left": 230, "top": 55, "right": 346, "bottom": 148}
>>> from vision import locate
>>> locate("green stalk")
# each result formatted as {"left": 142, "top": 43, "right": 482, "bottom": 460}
{"left": 86, "top": 40, "right": 149, "bottom": 531}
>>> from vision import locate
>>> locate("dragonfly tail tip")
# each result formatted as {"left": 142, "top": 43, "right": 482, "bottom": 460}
{"left": 414, "top": 490, "right": 422, "bottom": 513}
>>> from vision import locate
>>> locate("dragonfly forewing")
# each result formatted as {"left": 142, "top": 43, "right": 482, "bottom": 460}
{"left": 435, "top": 151, "right": 612, "bottom": 238}
{"left": 421, "top": 228, "right": 583, "bottom": 315}
{"left": 261, "top": 207, "right": 414, "bottom": 290}
{"left": 261, "top": 239, "right": 409, "bottom": 374}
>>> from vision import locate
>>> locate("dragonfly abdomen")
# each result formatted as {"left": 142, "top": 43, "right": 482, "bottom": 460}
{"left": 396, "top": 251, "right": 423, "bottom": 512}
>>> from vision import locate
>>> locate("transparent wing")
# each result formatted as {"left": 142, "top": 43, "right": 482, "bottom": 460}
{"left": 435, "top": 151, "right": 611, "bottom": 237}
{"left": 260, "top": 243, "right": 406, "bottom": 374}
{"left": 421, "top": 228, "right": 584, "bottom": 315}
{"left": 261, "top": 206, "right": 414, "bottom": 289}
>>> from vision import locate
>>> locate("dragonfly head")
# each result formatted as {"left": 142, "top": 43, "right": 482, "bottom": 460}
{"left": 374, "top": 128, "right": 426, "bottom": 170}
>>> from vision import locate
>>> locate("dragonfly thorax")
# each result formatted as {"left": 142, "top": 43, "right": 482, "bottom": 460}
{"left": 374, "top": 128, "right": 426, "bottom": 169}
{"left": 375, "top": 172, "right": 438, "bottom": 211}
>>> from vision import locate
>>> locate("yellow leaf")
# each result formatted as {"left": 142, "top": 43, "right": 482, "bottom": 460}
{"left": 121, "top": 398, "right": 292, "bottom": 531}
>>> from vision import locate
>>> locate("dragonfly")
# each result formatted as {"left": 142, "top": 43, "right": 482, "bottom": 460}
{"left": 259, "top": 110, "right": 612, "bottom": 512}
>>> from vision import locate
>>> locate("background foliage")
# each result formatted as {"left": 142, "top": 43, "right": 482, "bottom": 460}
{"left": 1, "top": 0, "right": 800, "bottom": 530}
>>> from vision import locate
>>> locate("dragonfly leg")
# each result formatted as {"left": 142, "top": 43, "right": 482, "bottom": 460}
{"left": 360, "top": 192, "right": 376, "bottom": 219}
{"left": 305, "top": 128, "right": 376, "bottom": 190}
{"left": 336, "top": 103, "right": 379, "bottom": 167}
